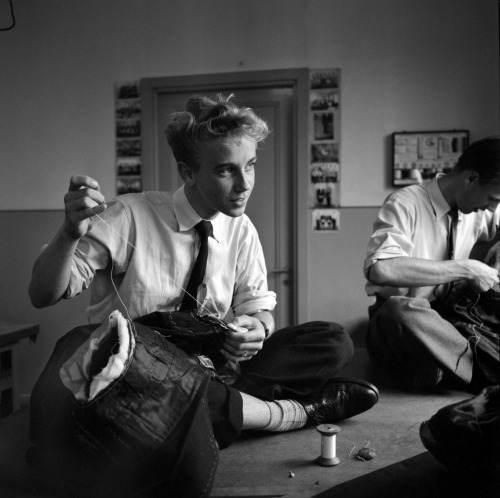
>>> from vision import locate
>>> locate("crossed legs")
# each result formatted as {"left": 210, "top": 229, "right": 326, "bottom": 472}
{"left": 367, "top": 296, "right": 474, "bottom": 389}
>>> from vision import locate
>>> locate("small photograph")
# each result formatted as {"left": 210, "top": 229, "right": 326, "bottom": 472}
{"left": 313, "top": 112, "right": 334, "bottom": 140}
{"left": 394, "top": 135, "right": 419, "bottom": 159}
{"left": 117, "top": 158, "right": 141, "bottom": 176}
{"left": 116, "top": 81, "right": 140, "bottom": 99}
{"left": 310, "top": 162, "right": 339, "bottom": 184}
{"left": 419, "top": 136, "right": 439, "bottom": 160}
{"left": 310, "top": 90, "right": 339, "bottom": 111}
{"left": 312, "top": 182, "right": 340, "bottom": 208}
{"left": 311, "top": 142, "right": 338, "bottom": 163}
{"left": 116, "top": 99, "right": 141, "bottom": 119}
{"left": 310, "top": 70, "right": 339, "bottom": 90}
{"left": 117, "top": 139, "right": 141, "bottom": 157}
{"left": 312, "top": 209, "right": 340, "bottom": 232}
{"left": 117, "top": 177, "right": 142, "bottom": 195}
{"left": 117, "top": 119, "right": 141, "bottom": 138}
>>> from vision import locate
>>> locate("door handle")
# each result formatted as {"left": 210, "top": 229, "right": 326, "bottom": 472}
{"left": 269, "top": 266, "right": 291, "bottom": 274}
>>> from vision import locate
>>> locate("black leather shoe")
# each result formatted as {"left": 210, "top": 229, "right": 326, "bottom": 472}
{"left": 420, "top": 385, "right": 500, "bottom": 482}
{"left": 300, "top": 377, "right": 379, "bottom": 425}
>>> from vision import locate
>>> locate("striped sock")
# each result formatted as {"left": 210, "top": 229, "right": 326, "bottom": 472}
{"left": 259, "top": 399, "right": 308, "bottom": 432}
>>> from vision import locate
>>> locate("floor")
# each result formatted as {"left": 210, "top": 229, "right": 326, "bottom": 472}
{"left": 0, "top": 350, "right": 495, "bottom": 498}
{"left": 210, "top": 350, "right": 470, "bottom": 497}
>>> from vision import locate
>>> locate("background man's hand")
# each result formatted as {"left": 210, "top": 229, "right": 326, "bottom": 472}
{"left": 63, "top": 175, "right": 107, "bottom": 240}
{"left": 467, "top": 259, "right": 500, "bottom": 292}
{"left": 221, "top": 315, "right": 266, "bottom": 363}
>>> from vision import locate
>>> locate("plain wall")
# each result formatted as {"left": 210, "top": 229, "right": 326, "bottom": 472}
{"left": 1, "top": 0, "right": 498, "bottom": 397}
{"left": 1, "top": 0, "right": 498, "bottom": 209}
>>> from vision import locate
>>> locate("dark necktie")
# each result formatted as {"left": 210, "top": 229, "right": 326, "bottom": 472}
{"left": 447, "top": 210, "right": 458, "bottom": 260}
{"left": 180, "top": 220, "right": 212, "bottom": 311}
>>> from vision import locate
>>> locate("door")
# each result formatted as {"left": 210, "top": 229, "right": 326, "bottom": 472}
{"left": 145, "top": 85, "right": 294, "bottom": 329}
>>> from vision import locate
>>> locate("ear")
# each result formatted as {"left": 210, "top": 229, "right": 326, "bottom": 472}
{"left": 464, "top": 170, "right": 480, "bottom": 186}
{"left": 178, "top": 162, "right": 196, "bottom": 184}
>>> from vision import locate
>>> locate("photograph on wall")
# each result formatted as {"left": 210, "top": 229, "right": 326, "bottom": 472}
{"left": 116, "top": 81, "right": 140, "bottom": 99}
{"left": 116, "top": 99, "right": 141, "bottom": 120}
{"left": 117, "top": 158, "right": 142, "bottom": 176}
{"left": 311, "top": 142, "right": 338, "bottom": 163}
{"left": 392, "top": 130, "right": 469, "bottom": 186}
{"left": 312, "top": 208, "right": 340, "bottom": 232}
{"left": 117, "top": 177, "right": 142, "bottom": 195}
{"left": 116, "top": 119, "right": 141, "bottom": 139}
{"left": 310, "top": 181, "right": 339, "bottom": 208}
{"left": 115, "top": 80, "right": 143, "bottom": 194}
{"left": 310, "top": 89, "right": 339, "bottom": 111}
{"left": 116, "top": 138, "right": 141, "bottom": 157}
{"left": 310, "top": 69, "right": 339, "bottom": 90}
{"left": 310, "top": 162, "right": 339, "bottom": 184}
{"left": 313, "top": 112, "right": 335, "bottom": 141}
{"left": 308, "top": 68, "right": 341, "bottom": 214}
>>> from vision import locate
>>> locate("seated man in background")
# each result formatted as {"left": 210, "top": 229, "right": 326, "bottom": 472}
{"left": 28, "top": 94, "right": 378, "bottom": 496}
{"left": 364, "top": 136, "right": 500, "bottom": 392}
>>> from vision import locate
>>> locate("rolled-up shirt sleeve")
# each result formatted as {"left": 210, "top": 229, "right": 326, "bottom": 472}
{"left": 232, "top": 224, "right": 276, "bottom": 316}
{"left": 363, "top": 195, "right": 414, "bottom": 278}
{"left": 65, "top": 201, "right": 131, "bottom": 300}
{"left": 65, "top": 237, "right": 109, "bottom": 298}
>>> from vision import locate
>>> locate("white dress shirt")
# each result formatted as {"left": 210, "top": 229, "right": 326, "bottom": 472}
{"left": 364, "top": 175, "right": 500, "bottom": 301}
{"left": 66, "top": 185, "right": 276, "bottom": 323}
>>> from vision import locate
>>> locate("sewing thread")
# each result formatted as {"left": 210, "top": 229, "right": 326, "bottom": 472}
{"left": 92, "top": 211, "right": 214, "bottom": 318}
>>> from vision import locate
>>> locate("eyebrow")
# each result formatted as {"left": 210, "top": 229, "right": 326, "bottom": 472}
{"left": 214, "top": 157, "right": 257, "bottom": 169}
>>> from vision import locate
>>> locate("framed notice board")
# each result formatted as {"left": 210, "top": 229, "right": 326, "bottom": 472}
{"left": 392, "top": 130, "right": 469, "bottom": 186}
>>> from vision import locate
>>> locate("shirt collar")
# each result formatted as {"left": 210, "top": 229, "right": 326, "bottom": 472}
{"left": 173, "top": 184, "right": 222, "bottom": 242}
{"left": 426, "top": 174, "right": 457, "bottom": 221}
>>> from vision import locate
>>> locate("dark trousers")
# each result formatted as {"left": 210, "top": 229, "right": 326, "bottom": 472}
{"left": 208, "top": 320, "right": 354, "bottom": 447}
{"left": 367, "top": 296, "right": 474, "bottom": 385}
{"left": 440, "top": 285, "right": 500, "bottom": 385}
{"left": 368, "top": 288, "right": 500, "bottom": 389}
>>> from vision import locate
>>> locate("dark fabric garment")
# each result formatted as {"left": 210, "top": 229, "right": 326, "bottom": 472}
{"left": 27, "top": 317, "right": 352, "bottom": 495}
{"left": 206, "top": 320, "right": 353, "bottom": 445}
{"left": 233, "top": 321, "right": 354, "bottom": 401}
{"left": 29, "top": 324, "right": 99, "bottom": 448}
{"left": 207, "top": 376, "right": 243, "bottom": 449}
{"left": 28, "top": 321, "right": 223, "bottom": 498}
{"left": 313, "top": 451, "right": 499, "bottom": 498}
{"left": 439, "top": 284, "right": 500, "bottom": 385}
{"left": 134, "top": 309, "right": 229, "bottom": 370}
{"left": 420, "top": 385, "right": 500, "bottom": 482}
{"left": 368, "top": 285, "right": 500, "bottom": 388}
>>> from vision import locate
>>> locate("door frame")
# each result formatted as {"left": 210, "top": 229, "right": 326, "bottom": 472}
{"left": 141, "top": 68, "right": 310, "bottom": 325}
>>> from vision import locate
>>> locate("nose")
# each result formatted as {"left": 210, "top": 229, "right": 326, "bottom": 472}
{"left": 235, "top": 169, "right": 253, "bottom": 192}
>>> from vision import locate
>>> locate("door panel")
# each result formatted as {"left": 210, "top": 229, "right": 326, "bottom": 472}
{"left": 152, "top": 87, "right": 294, "bottom": 329}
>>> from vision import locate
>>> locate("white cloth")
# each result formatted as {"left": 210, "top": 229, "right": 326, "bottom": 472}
{"left": 65, "top": 185, "right": 276, "bottom": 323}
{"left": 364, "top": 175, "right": 500, "bottom": 301}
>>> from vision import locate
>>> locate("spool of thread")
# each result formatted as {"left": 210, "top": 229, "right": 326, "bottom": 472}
{"left": 316, "top": 424, "right": 340, "bottom": 467}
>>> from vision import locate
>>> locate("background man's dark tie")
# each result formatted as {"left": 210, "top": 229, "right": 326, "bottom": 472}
{"left": 180, "top": 220, "right": 212, "bottom": 310}
{"left": 447, "top": 210, "right": 458, "bottom": 260}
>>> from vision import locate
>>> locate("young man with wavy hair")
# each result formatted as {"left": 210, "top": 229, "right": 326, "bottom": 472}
{"left": 29, "top": 94, "right": 377, "bottom": 496}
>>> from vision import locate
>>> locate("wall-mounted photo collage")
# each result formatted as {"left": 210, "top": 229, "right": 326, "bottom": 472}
{"left": 115, "top": 81, "right": 143, "bottom": 195}
{"left": 309, "top": 69, "right": 341, "bottom": 232}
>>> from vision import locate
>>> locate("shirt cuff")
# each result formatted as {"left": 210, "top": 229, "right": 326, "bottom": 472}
{"left": 232, "top": 290, "right": 277, "bottom": 316}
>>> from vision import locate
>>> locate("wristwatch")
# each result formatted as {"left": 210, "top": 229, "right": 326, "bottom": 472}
{"left": 259, "top": 320, "right": 270, "bottom": 339}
